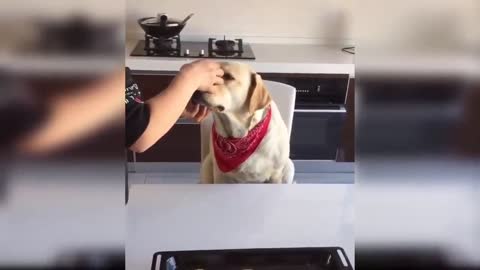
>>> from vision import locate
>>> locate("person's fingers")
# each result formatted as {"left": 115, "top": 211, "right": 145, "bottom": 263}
{"left": 195, "top": 105, "right": 206, "bottom": 116}
{"left": 194, "top": 113, "right": 203, "bottom": 122}
{"left": 184, "top": 101, "right": 194, "bottom": 113}
{"left": 194, "top": 105, "right": 205, "bottom": 120}
{"left": 188, "top": 103, "right": 200, "bottom": 117}
{"left": 210, "top": 62, "right": 222, "bottom": 70}
{"left": 214, "top": 68, "right": 224, "bottom": 77}
{"left": 193, "top": 59, "right": 217, "bottom": 69}
{"left": 202, "top": 110, "right": 211, "bottom": 121}
{"left": 192, "top": 59, "right": 206, "bottom": 65}
{"left": 193, "top": 104, "right": 201, "bottom": 115}
{"left": 213, "top": 76, "right": 224, "bottom": 85}
{"left": 199, "top": 105, "right": 208, "bottom": 116}
{"left": 195, "top": 106, "right": 210, "bottom": 122}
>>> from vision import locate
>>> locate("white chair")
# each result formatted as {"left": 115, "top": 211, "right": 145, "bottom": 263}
{"left": 200, "top": 80, "right": 296, "bottom": 182}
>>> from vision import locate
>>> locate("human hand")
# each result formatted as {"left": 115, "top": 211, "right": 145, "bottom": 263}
{"left": 177, "top": 60, "right": 224, "bottom": 92}
{"left": 182, "top": 101, "right": 210, "bottom": 122}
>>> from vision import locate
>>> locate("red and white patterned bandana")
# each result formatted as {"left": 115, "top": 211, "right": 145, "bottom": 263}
{"left": 212, "top": 107, "right": 272, "bottom": 173}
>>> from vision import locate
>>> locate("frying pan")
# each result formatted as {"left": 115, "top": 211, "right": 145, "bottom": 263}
{"left": 138, "top": 13, "right": 194, "bottom": 39}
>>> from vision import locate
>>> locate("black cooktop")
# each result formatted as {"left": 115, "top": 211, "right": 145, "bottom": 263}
{"left": 130, "top": 38, "right": 255, "bottom": 60}
{"left": 151, "top": 247, "right": 352, "bottom": 270}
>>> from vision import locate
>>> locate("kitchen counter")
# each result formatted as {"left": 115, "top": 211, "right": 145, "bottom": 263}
{"left": 125, "top": 39, "right": 355, "bottom": 76}
{"left": 126, "top": 184, "right": 354, "bottom": 270}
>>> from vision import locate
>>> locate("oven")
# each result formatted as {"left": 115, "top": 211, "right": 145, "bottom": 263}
{"left": 260, "top": 73, "right": 350, "bottom": 160}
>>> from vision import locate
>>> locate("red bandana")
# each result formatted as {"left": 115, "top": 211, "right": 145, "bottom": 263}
{"left": 212, "top": 107, "right": 272, "bottom": 173}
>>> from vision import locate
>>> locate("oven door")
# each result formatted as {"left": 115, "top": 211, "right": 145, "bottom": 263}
{"left": 291, "top": 106, "right": 346, "bottom": 160}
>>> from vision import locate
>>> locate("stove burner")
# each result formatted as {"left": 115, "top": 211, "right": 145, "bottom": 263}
{"left": 153, "top": 38, "right": 174, "bottom": 49}
{"left": 144, "top": 34, "right": 181, "bottom": 56}
{"left": 209, "top": 38, "right": 244, "bottom": 57}
{"left": 215, "top": 39, "right": 236, "bottom": 51}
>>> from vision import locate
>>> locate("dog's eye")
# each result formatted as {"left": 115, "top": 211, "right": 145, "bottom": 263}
{"left": 222, "top": 73, "right": 235, "bottom": 81}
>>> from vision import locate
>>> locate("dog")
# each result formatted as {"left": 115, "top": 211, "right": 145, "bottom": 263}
{"left": 192, "top": 62, "right": 294, "bottom": 184}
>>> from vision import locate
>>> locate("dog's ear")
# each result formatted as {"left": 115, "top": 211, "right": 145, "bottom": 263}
{"left": 247, "top": 73, "right": 271, "bottom": 114}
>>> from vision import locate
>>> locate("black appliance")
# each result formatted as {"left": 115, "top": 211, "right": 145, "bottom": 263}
{"left": 261, "top": 73, "right": 350, "bottom": 160}
{"left": 130, "top": 36, "right": 255, "bottom": 59}
{"left": 151, "top": 247, "right": 353, "bottom": 270}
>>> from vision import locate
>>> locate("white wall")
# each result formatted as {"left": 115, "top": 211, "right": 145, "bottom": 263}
{"left": 353, "top": 0, "right": 479, "bottom": 51}
{"left": 0, "top": 0, "right": 124, "bottom": 19}
{"left": 126, "top": 0, "right": 353, "bottom": 45}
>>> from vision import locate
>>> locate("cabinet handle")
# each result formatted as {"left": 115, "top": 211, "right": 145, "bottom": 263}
{"left": 294, "top": 108, "right": 346, "bottom": 113}
{"left": 176, "top": 118, "right": 199, "bottom": 125}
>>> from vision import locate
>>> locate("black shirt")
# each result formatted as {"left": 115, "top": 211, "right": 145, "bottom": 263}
{"left": 125, "top": 67, "right": 150, "bottom": 148}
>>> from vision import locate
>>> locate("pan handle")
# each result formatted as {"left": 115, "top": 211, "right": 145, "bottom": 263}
{"left": 180, "top": 13, "right": 194, "bottom": 25}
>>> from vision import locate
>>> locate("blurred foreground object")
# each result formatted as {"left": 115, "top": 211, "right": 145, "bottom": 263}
{"left": 14, "top": 70, "right": 124, "bottom": 157}
{"left": 355, "top": 0, "right": 479, "bottom": 269}
{"left": 0, "top": 2, "right": 125, "bottom": 269}
{"left": 0, "top": 12, "right": 125, "bottom": 158}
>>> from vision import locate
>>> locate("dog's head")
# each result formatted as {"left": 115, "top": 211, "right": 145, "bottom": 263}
{"left": 192, "top": 62, "right": 271, "bottom": 115}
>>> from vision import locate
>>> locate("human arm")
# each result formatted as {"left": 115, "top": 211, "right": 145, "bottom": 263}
{"left": 129, "top": 60, "right": 223, "bottom": 153}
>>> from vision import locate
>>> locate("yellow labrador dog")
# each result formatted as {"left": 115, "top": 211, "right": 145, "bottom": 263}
{"left": 192, "top": 62, "right": 294, "bottom": 184}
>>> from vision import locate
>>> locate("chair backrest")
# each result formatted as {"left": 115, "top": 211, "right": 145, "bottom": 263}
{"left": 200, "top": 80, "right": 296, "bottom": 161}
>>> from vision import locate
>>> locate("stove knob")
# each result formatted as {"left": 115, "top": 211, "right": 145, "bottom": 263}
{"left": 199, "top": 49, "right": 205, "bottom": 56}
{"left": 185, "top": 49, "right": 190, "bottom": 56}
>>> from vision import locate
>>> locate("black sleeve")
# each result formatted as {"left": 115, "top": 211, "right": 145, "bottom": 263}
{"left": 125, "top": 67, "right": 150, "bottom": 148}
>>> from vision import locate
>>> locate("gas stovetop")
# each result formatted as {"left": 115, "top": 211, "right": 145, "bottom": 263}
{"left": 130, "top": 35, "right": 255, "bottom": 60}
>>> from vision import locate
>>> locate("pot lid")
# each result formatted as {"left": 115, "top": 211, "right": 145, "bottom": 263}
{"left": 141, "top": 17, "right": 180, "bottom": 26}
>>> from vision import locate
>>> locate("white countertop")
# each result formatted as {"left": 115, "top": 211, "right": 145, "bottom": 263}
{"left": 126, "top": 184, "right": 354, "bottom": 270}
{"left": 125, "top": 39, "right": 355, "bottom": 76}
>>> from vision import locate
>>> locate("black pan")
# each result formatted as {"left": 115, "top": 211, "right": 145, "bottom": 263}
{"left": 138, "top": 13, "right": 194, "bottom": 39}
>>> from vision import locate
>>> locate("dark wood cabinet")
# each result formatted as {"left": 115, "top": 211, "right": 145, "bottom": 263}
{"left": 129, "top": 72, "right": 175, "bottom": 100}
{"left": 128, "top": 72, "right": 355, "bottom": 162}
{"left": 457, "top": 82, "right": 480, "bottom": 157}
{"left": 128, "top": 72, "right": 201, "bottom": 162}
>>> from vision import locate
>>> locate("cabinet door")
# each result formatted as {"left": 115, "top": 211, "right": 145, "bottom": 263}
{"left": 128, "top": 73, "right": 201, "bottom": 162}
